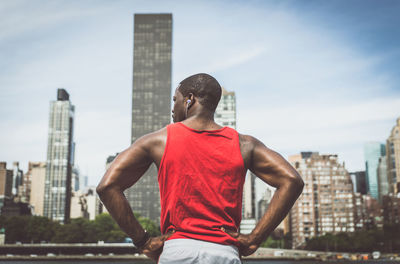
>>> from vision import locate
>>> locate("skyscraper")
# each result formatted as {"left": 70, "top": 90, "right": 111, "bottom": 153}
{"left": 214, "top": 87, "right": 236, "bottom": 129}
{"left": 364, "top": 142, "right": 386, "bottom": 200}
{"left": 289, "top": 152, "right": 355, "bottom": 248}
{"left": 12, "top": 162, "right": 23, "bottom": 196}
{"left": 43, "top": 89, "right": 75, "bottom": 223}
{"left": 128, "top": 14, "right": 172, "bottom": 222}
{"left": 386, "top": 117, "right": 400, "bottom": 194}
{"left": 377, "top": 156, "right": 389, "bottom": 203}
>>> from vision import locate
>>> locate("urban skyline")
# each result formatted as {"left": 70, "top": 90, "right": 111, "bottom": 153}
{"left": 0, "top": 92, "right": 399, "bottom": 249}
{"left": 1, "top": 0, "right": 400, "bottom": 195}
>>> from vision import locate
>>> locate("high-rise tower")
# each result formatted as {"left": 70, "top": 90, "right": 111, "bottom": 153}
{"left": 43, "top": 89, "right": 75, "bottom": 223}
{"left": 386, "top": 117, "right": 400, "bottom": 194}
{"left": 129, "top": 14, "right": 172, "bottom": 222}
{"left": 289, "top": 152, "right": 355, "bottom": 248}
{"left": 364, "top": 142, "right": 386, "bottom": 200}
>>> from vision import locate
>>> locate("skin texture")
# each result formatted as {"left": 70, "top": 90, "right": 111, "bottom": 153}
{"left": 97, "top": 86, "right": 304, "bottom": 260}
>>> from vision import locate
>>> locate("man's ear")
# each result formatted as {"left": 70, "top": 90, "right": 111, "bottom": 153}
{"left": 186, "top": 93, "right": 195, "bottom": 108}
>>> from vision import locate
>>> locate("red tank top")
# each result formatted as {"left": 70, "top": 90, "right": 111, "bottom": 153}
{"left": 158, "top": 122, "right": 246, "bottom": 246}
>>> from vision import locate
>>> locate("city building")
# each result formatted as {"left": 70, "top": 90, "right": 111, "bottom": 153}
{"left": 353, "top": 192, "right": 366, "bottom": 230}
{"left": 240, "top": 171, "right": 256, "bottom": 234}
{"left": 364, "top": 142, "right": 386, "bottom": 200}
{"left": 79, "top": 174, "right": 88, "bottom": 191}
{"left": 70, "top": 187, "right": 103, "bottom": 220}
{"left": 386, "top": 117, "right": 400, "bottom": 194}
{"left": 289, "top": 152, "right": 355, "bottom": 248}
{"left": 72, "top": 167, "right": 80, "bottom": 192}
{"left": 0, "top": 162, "right": 13, "bottom": 210}
{"left": 28, "top": 162, "right": 46, "bottom": 216}
{"left": 214, "top": 87, "right": 236, "bottom": 129}
{"left": 128, "top": 13, "right": 172, "bottom": 223}
{"left": 378, "top": 156, "right": 389, "bottom": 203}
{"left": 70, "top": 189, "right": 88, "bottom": 219}
{"left": 349, "top": 171, "right": 367, "bottom": 194}
{"left": 382, "top": 194, "right": 400, "bottom": 225}
{"left": 43, "top": 89, "right": 75, "bottom": 223}
{"left": 12, "top": 162, "right": 23, "bottom": 196}
{"left": 0, "top": 199, "right": 32, "bottom": 217}
{"left": 18, "top": 166, "right": 31, "bottom": 203}
{"left": 243, "top": 171, "right": 256, "bottom": 219}
{"left": 353, "top": 193, "right": 382, "bottom": 230}
{"left": 362, "top": 194, "right": 383, "bottom": 229}
{"left": 257, "top": 188, "right": 273, "bottom": 221}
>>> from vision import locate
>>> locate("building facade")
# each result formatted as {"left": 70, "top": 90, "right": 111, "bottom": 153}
{"left": 386, "top": 117, "right": 400, "bottom": 194}
{"left": 12, "top": 162, "right": 23, "bottom": 196}
{"left": 28, "top": 162, "right": 46, "bottom": 216}
{"left": 289, "top": 152, "right": 355, "bottom": 248}
{"left": 128, "top": 13, "right": 172, "bottom": 222}
{"left": 43, "top": 89, "right": 75, "bottom": 223}
{"left": 243, "top": 171, "right": 256, "bottom": 219}
{"left": 257, "top": 188, "right": 273, "bottom": 221}
{"left": 364, "top": 142, "right": 386, "bottom": 200}
{"left": 378, "top": 156, "right": 389, "bottom": 203}
{"left": 382, "top": 194, "right": 400, "bottom": 225}
{"left": 214, "top": 87, "right": 236, "bottom": 129}
{"left": 349, "top": 171, "right": 367, "bottom": 195}
{"left": 18, "top": 166, "right": 31, "bottom": 203}
{"left": 0, "top": 162, "right": 13, "bottom": 210}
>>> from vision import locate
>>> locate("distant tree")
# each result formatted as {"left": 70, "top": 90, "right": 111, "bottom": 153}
{"left": 93, "top": 213, "right": 125, "bottom": 242}
{"left": 3, "top": 216, "right": 30, "bottom": 243}
{"left": 137, "top": 216, "right": 161, "bottom": 237}
{"left": 27, "top": 216, "right": 58, "bottom": 243}
{"left": 0, "top": 213, "right": 162, "bottom": 244}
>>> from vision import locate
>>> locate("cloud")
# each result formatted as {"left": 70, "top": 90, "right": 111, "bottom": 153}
{"left": 206, "top": 46, "right": 266, "bottom": 73}
{"left": 0, "top": 1, "right": 110, "bottom": 42}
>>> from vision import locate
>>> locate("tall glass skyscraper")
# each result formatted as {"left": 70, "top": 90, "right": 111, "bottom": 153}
{"left": 44, "top": 89, "right": 75, "bottom": 223}
{"left": 364, "top": 142, "right": 386, "bottom": 200}
{"left": 128, "top": 14, "right": 172, "bottom": 223}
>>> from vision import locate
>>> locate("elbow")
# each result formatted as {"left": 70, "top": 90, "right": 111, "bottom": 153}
{"left": 96, "top": 182, "right": 111, "bottom": 198}
{"left": 96, "top": 183, "right": 106, "bottom": 197}
{"left": 291, "top": 174, "right": 304, "bottom": 194}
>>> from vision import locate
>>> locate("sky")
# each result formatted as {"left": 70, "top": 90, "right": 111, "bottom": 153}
{"left": 1, "top": 0, "right": 400, "bottom": 197}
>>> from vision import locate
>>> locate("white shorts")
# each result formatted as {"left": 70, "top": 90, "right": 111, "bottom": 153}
{"left": 158, "top": 238, "right": 241, "bottom": 264}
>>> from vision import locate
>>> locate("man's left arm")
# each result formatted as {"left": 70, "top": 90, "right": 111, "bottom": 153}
{"left": 96, "top": 134, "right": 171, "bottom": 260}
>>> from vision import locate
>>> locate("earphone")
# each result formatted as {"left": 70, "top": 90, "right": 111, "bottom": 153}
{"left": 185, "top": 99, "right": 192, "bottom": 118}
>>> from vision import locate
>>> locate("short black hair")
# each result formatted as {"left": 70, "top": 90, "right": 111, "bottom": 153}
{"left": 178, "top": 73, "right": 222, "bottom": 112}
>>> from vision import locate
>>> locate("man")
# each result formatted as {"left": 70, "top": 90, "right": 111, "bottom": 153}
{"left": 97, "top": 73, "right": 304, "bottom": 263}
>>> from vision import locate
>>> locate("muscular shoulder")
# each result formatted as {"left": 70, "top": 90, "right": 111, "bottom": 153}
{"left": 238, "top": 133, "right": 259, "bottom": 170}
{"left": 133, "top": 127, "right": 168, "bottom": 162}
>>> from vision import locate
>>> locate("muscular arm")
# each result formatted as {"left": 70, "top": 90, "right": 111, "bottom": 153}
{"left": 225, "top": 135, "right": 304, "bottom": 255}
{"left": 96, "top": 128, "right": 173, "bottom": 261}
{"left": 96, "top": 134, "right": 153, "bottom": 244}
{"left": 248, "top": 137, "right": 304, "bottom": 246}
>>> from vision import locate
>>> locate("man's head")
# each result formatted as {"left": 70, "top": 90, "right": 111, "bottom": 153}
{"left": 172, "top": 73, "right": 222, "bottom": 123}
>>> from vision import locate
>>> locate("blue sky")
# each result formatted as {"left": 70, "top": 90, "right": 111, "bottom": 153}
{"left": 1, "top": 0, "right": 399, "bottom": 192}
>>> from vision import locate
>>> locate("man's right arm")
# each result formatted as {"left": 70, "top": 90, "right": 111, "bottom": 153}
{"left": 224, "top": 135, "right": 304, "bottom": 256}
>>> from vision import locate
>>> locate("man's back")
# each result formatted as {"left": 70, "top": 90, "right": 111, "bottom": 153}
{"left": 158, "top": 122, "right": 246, "bottom": 246}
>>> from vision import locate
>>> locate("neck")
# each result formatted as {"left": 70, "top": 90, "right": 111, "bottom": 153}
{"left": 183, "top": 109, "right": 222, "bottom": 130}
